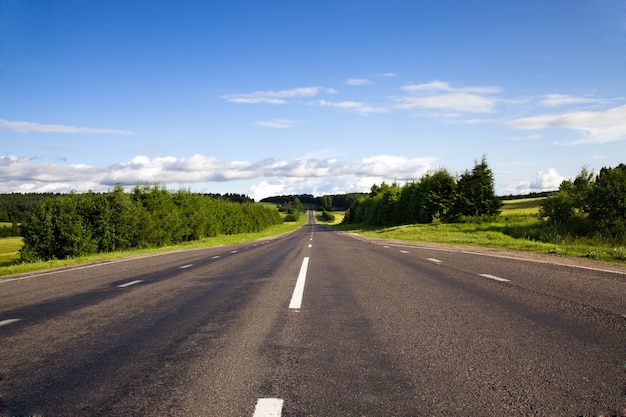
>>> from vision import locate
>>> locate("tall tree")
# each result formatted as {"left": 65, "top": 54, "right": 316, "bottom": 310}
{"left": 452, "top": 156, "right": 501, "bottom": 218}
{"left": 587, "top": 163, "right": 626, "bottom": 238}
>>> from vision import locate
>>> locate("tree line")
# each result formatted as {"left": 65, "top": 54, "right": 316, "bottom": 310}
{"left": 19, "top": 184, "right": 282, "bottom": 262}
{"left": 343, "top": 156, "right": 501, "bottom": 226}
{"left": 0, "top": 193, "right": 64, "bottom": 224}
{"left": 0, "top": 191, "right": 255, "bottom": 238}
{"left": 260, "top": 193, "right": 365, "bottom": 211}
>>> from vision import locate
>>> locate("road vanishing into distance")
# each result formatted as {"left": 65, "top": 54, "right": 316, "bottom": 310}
{"left": 1, "top": 210, "right": 625, "bottom": 416}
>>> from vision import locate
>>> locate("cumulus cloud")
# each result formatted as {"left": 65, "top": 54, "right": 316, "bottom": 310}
{"left": 507, "top": 104, "right": 626, "bottom": 144}
{"left": 0, "top": 153, "right": 435, "bottom": 197}
{"left": 503, "top": 168, "right": 565, "bottom": 195}
{"left": 0, "top": 119, "right": 134, "bottom": 135}
{"left": 394, "top": 80, "right": 503, "bottom": 113}
{"left": 222, "top": 86, "right": 336, "bottom": 104}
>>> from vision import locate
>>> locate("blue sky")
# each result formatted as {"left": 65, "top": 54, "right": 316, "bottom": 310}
{"left": 1, "top": 0, "right": 625, "bottom": 200}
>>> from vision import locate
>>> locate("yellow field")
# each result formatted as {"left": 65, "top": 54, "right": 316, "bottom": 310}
{"left": 0, "top": 237, "right": 23, "bottom": 266}
{"left": 501, "top": 197, "right": 544, "bottom": 215}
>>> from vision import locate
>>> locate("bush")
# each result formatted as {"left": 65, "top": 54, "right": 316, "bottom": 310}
{"left": 540, "top": 164, "right": 626, "bottom": 244}
{"left": 321, "top": 210, "right": 335, "bottom": 222}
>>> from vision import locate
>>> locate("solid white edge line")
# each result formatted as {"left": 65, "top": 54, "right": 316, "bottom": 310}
{"left": 0, "top": 319, "right": 21, "bottom": 327}
{"left": 117, "top": 280, "right": 143, "bottom": 288}
{"left": 479, "top": 273, "right": 510, "bottom": 283}
{"left": 289, "top": 257, "right": 310, "bottom": 309}
{"left": 253, "top": 398, "right": 284, "bottom": 417}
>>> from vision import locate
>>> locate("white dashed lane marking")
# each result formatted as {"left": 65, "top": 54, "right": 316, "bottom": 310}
{"left": 0, "top": 319, "right": 21, "bottom": 327}
{"left": 479, "top": 273, "right": 510, "bottom": 283}
{"left": 117, "top": 280, "right": 143, "bottom": 288}
{"left": 253, "top": 398, "right": 283, "bottom": 417}
{"left": 180, "top": 264, "right": 193, "bottom": 269}
{"left": 427, "top": 258, "right": 443, "bottom": 264}
{"left": 289, "top": 257, "right": 310, "bottom": 310}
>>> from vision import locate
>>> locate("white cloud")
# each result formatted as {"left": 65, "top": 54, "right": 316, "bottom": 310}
{"left": 255, "top": 119, "right": 299, "bottom": 128}
{"left": 0, "top": 153, "right": 435, "bottom": 197}
{"left": 222, "top": 86, "right": 336, "bottom": 104}
{"left": 503, "top": 168, "right": 564, "bottom": 195}
{"left": 540, "top": 94, "right": 606, "bottom": 107}
{"left": 358, "top": 155, "right": 432, "bottom": 179}
{"left": 0, "top": 119, "right": 134, "bottom": 135}
{"left": 394, "top": 81, "right": 503, "bottom": 114}
{"left": 507, "top": 104, "right": 626, "bottom": 144}
{"left": 394, "top": 92, "right": 500, "bottom": 113}
{"left": 532, "top": 168, "right": 565, "bottom": 189}
{"left": 346, "top": 78, "right": 372, "bottom": 85}
{"left": 376, "top": 72, "right": 397, "bottom": 77}
{"left": 317, "top": 100, "right": 387, "bottom": 115}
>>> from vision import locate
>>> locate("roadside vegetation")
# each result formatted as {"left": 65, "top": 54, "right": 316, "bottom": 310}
{"left": 16, "top": 184, "right": 283, "bottom": 263}
{"left": 0, "top": 208, "right": 305, "bottom": 277}
{"left": 333, "top": 198, "right": 626, "bottom": 262}
{"left": 334, "top": 162, "right": 626, "bottom": 264}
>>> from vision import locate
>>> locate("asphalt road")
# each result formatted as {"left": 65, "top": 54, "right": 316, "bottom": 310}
{"left": 1, "top": 210, "right": 625, "bottom": 416}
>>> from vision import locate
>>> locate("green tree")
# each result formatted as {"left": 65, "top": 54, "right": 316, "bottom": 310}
{"left": 19, "top": 201, "right": 56, "bottom": 261}
{"left": 452, "top": 156, "right": 501, "bottom": 219}
{"left": 20, "top": 193, "right": 97, "bottom": 261}
{"left": 321, "top": 195, "right": 333, "bottom": 211}
{"left": 587, "top": 164, "right": 626, "bottom": 238}
{"left": 421, "top": 169, "right": 457, "bottom": 222}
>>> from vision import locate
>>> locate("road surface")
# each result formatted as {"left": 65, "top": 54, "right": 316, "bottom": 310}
{"left": 1, "top": 210, "right": 625, "bottom": 416}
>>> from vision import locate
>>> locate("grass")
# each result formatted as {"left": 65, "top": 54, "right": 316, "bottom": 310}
{"left": 0, "top": 215, "right": 307, "bottom": 277}
{"left": 333, "top": 198, "right": 626, "bottom": 264}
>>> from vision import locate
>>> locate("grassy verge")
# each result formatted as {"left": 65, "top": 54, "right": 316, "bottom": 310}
{"left": 0, "top": 216, "right": 307, "bottom": 277}
{"left": 332, "top": 198, "right": 626, "bottom": 264}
